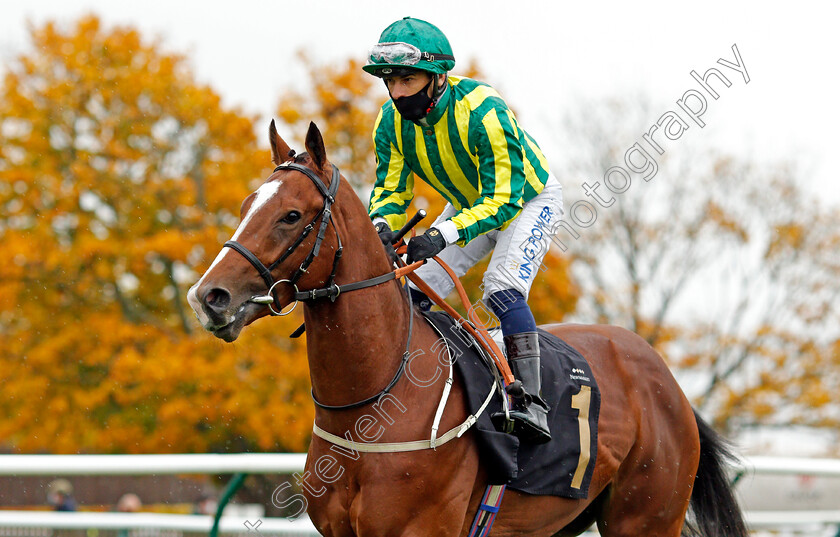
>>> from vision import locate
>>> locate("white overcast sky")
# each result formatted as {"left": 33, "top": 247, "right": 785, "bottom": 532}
{"left": 1, "top": 1, "right": 837, "bottom": 202}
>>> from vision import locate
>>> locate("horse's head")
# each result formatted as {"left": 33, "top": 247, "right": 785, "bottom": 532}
{"left": 187, "top": 120, "right": 345, "bottom": 341}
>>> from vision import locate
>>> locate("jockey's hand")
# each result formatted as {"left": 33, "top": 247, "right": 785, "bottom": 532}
{"left": 374, "top": 222, "right": 398, "bottom": 263}
{"left": 375, "top": 222, "right": 397, "bottom": 246}
{"left": 406, "top": 227, "right": 447, "bottom": 264}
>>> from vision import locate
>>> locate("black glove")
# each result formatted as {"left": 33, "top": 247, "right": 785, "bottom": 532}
{"left": 406, "top": 227, "right": 447, "bottom": 264}
{"left": 374, "top": 222, "right": 398, "bottom": 263}
{"left": 375, "top": 222, "right": 397, "bottom": 246}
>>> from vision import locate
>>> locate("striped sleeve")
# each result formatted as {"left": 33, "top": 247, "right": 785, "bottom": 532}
{"left": 368, "top": 106, "right": 414, "bottom": 231}
{"left": 449, "top": 106, "right": 526, "bottom": 244}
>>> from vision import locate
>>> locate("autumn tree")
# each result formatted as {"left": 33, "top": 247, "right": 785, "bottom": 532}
{"left": 275, "top": 51, "right": 384, "bottom": 192}
{"left": 555, "top": 97, "right": 840, "bottom": 433}
{"left": 679, "top": 165, "right": 840, "bottom": 431}
{"left": 0, "top": 16, "right": 314, "bottom": 454}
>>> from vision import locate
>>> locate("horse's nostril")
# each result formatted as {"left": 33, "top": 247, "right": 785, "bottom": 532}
{"left": 204, "top": 287, "right": 231, "bottom": 313}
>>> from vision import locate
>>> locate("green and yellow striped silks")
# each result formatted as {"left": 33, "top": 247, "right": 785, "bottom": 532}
{"left": 369, "top": 76, "right": 551, "bottom": 245}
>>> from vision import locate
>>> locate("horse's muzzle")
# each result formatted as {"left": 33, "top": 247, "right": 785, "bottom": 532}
{"left": 188, "top": 283, "right": 235, "bottom": 332}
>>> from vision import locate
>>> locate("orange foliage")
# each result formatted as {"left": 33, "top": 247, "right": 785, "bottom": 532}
{"left": 276, "top": 51, "right": 385, "bottom": 189}
{"left": 0, "top": 16, "right": 312, "bottom": 454}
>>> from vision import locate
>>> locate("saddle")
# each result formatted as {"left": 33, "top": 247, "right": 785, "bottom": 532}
{"left": 422, "top": 311, "right": 601, "bottom": 499}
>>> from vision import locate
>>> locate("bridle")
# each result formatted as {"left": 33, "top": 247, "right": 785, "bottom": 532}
{"left": 223, "top": 160, "right": 343, "bottom": 316}
{"left": 225, "top": 159, "right": 401, "bottom": 316}
{"left": 222, "top": 158, "right": 412, "bottom": 411}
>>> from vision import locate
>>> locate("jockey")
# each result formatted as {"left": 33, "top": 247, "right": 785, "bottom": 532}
{"left": 363, "top": 17, "right": 563, "bottom": 445}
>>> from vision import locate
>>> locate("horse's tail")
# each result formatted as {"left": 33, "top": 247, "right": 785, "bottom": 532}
{"left": 684, "top": 410, "right": 748, "bottom": 537}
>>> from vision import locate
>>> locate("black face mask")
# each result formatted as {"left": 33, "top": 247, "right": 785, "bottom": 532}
{"left": 391, "top": 77, "right": 434, "bottom": 121}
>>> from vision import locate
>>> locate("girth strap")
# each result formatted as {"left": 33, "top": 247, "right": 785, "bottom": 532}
{"left": 468, "top": 485, "right": 507, "bottom": 537}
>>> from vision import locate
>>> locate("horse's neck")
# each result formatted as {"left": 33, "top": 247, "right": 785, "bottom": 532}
{"left": 302, "top": 193, "right": 412, "bottom": 412}
{"left": 303, "top": 278, "right": 409, "bottom": 375}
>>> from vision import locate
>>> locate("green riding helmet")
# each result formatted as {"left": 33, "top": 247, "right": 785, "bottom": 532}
{"left": 363, "top": 17, "right": 456, "bottom": 78}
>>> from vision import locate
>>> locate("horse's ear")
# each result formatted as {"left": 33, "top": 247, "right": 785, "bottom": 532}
{"left": 269, "top": 119, "right": 294, "bottom": 166}
{"left": 304, "top": 121, "right": 327, "bottom": 172}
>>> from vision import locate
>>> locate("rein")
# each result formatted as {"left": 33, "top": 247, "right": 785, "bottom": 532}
{"left": 310, "top": 255, "right": 504, "bottom": 452}
{"left": 312, "top": 282, "right": 415, "bottom": 411}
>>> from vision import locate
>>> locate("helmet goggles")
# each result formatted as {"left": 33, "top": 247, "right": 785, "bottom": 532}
{"left": 369, "top": 42, "right": 454, "bottom": 67}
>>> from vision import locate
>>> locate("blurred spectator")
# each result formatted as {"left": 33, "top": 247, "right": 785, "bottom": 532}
{"left": 193, "top": 493, "right": 217, "bottom": 516}
{"left": 46, "top": 478, "right": 76, "bottom": 511}
{"left": 115, "top": 492, "right": 142, "bottom": 537}
{"left": 116, "top": 493, "right": 142, "bottom": 512}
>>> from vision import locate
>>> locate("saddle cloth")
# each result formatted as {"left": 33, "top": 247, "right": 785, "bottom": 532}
{"left": 422, "top": 311, "right": 600, "bottom": 499}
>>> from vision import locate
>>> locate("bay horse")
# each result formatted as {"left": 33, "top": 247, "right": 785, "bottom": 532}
{"left": 187, "top": 121, "right": 747, "bottom": 537}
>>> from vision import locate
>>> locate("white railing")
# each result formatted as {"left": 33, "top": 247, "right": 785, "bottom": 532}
{"left": 741, "top": 456, "right": 840, "bottom": 477}
{"left": 0, "top": 453, "right": 306, "bottom": 475}
{"left": 0, "top": 453, "right": 314, "bottom": 535}
{"left": 0, "top": 511, "right": 318, "bottom": 534}
{"left": 1, "top": 454, "right": 839, "bottom": 534}
{"left": 4, "top": 453, "right": 839, "bottom": 476}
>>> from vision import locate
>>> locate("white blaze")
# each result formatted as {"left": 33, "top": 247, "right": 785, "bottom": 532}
{"left": 187, "top": 180, "right": 283, "bottom": 325}
{"left": 231, "top": 180, "right": 283, "bottom": 241}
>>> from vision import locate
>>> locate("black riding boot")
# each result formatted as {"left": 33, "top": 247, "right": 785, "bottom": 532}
{"left": 491, "top": 332, "right": 551, "bottom": 444}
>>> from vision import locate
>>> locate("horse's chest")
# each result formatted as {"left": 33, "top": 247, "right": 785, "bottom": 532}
{"left": 304, "top": 453, "right": 440, "bottom": 535}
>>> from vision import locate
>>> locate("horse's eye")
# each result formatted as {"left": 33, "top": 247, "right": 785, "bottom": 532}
{"left": 280, "top": 211, "right": 301, "bottom": 224}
